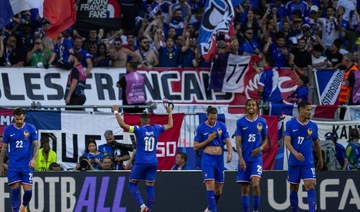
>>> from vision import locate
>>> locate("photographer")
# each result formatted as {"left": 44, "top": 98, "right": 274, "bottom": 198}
{"left": 26, "top": 37, "right": 55, "bottom": 68}
{"left": 75, "top": 156, "right": 95, "bottom": 171}
{"left": 99, "top": 130, "right": 131, "bottom": 170}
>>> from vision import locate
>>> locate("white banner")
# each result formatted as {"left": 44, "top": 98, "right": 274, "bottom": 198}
{"left": 0, "top": 67, "right": 125, "bottom": 106}
{"left": 49, "top": 112, "right": 125, "bottom": 169}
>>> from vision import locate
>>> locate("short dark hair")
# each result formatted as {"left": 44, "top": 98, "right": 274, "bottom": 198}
{"left": 206, "top": 106, "right": 218, "bottom": 115}
{"left": 141, "top": 113, "right": 150, "bottom": 120}
{"left": 300, "top": 75, "right": 309, "bottom": 85}
{"left": 297, "top": 101, "right": 310, "bottom": 111}
{"left": 138, "top": 35, "right": 148, "bottom": 43}
{"left": 313, "top": 44, "right": 324, "bottom": 52}
{"left": 13, "top": 107, "right": 25, "bottom": 116}
{"left": 246, "top": 98, "right": 259, "bottom": 108}
{"left": 177, "top": 152, "right": 188, "bottom": 162}
{"left": 127, "top": 61, "right": 139, "bottom": 70}
{"left": 350, "top": 128, "right": 360, "bottom": 139}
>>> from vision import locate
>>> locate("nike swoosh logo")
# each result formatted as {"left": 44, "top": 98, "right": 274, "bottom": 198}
{"left": 243, "top": 127, "right": 248, "bottom": 130}
{"left": 10, "top": 134, "right": 15, "bottom": 137}
{"left": 292, "top": 129, "right": 298, "bottom": 132}
{"left": 204, "top": 132, "right": 209, "bottom": 135}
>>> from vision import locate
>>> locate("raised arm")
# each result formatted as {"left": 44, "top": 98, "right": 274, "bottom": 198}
{"left": 112, "top": 105, "right": 131, "bottom": 131}
{"left": 163, "top": 106, "right": 173, "bottom": 131}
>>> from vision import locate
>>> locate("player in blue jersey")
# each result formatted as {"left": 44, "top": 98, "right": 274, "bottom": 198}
{"left": 194, "top": 106, "right": 233, "bottom": 212}
{"left": 0, "top": 108, "right": 39, "bottom": 212}
{"left": 112, "top": 104, "right": 173, "bottom": 212}
{"left": 284, "top": 101, "right": 323, "bottom": 212}
{"left": 235, "top": 99, "right": 268, "bottom": 212}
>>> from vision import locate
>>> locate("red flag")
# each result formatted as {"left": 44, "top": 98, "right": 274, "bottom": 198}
{"left": 124, "top": 113, "right": 185, "bottom": 170}
{"left": 314, "top": 105, "right": 338, "bottom": 119}
{"left": 44, "top": 0, "right": 76, "bottom": 40}
{"left": 0, "top": 109, "right": 14, "bottom": 136}
{"left": 262, "top": 116, "right": 279, "bottom": 170}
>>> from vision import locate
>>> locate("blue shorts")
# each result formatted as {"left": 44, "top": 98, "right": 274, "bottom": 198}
{"left": 288, "top": 165, "right": 316, "bottom": 184}
{"left": 8, "top": 167, "right": 33, "bottom": 185}
{"left": 202, "top": 153, "right": 224, "bottom": 183}
{"left": 236, "top": 160, "right": 262, "bottom": 183}
{"left": 130, "top": 163, "right": 158, "bottom": 182}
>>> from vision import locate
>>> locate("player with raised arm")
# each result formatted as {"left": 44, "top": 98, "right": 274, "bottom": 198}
{"left": 194, "top": 106, "right": 233, "bottom": 212}
{"left": 284, "top": 101, "right": 323, "bottom": 212}
{"left": 112, "top": 104, "right": 173, "bottom": 212}
{"left": 236, "top": 99, "right": 268, "bottom": 212}
{"left": 0, "top": 108, "right": 39, "bottom": 212}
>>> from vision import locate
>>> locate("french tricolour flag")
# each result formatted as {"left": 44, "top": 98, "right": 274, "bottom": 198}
{"left": 0, "top": 0, "right": 44, "bottom": 28}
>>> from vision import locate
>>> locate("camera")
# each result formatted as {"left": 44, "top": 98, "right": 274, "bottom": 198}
{"left": 113, "top": 141, "right": 134, "bottom": 152}
{"left": 79, "top": 156, "right": 89, "bottom": 169}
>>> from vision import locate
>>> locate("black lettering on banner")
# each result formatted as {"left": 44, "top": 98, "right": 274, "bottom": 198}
{"left": 144, "top": 73, "right": 161, "bottom": 100}
{"left": 114, "top": 135, "right": 124, "bottom": 141}
{"left": 226, "top": 64, "right": 248, "bottom": 83}
{"left": 95, "top": 73, "right": 115, "bottom": 100}
{"left": 84, "top": 135, "right": 102, "bottom": 146}
{"left": 44, "top": 73, "right": 64, "bottom": 100}
{"left": 202, "top": 72, "right": 213, "bottom": 100}
{"left": 340, "top": 126, "right": 347, "bottom": 139}
{"left": 161, "top": 73, "right": 181, "bottom": 100}
{"left": 184, "top": 73, "right": 204, "bottom": 100}
{"left": 85, "top": 74, "right": 92, "bottom": 90}
{"left": 2, "top": 73, "right": 25, "bottom": 100}
{"left": 62, "top": 133, "right": 78, "bottom": 163}
{"left": 24, "top": 73, "right": 44, "bottom": 100}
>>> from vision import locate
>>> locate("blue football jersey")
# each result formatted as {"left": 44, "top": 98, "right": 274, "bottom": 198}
{"left": 236, "top": 116, "right": 268, "bottom": 162}
{"left": 134, "top": 124, "right": 164, "bottom": 164}
{"left": 284, "top": 118, "right": 319, "bottom": 166}
{"left": 194, "top": 121, "right": 230, "bottom": 148}
{"left": 2, "top": 123, "right": 38, "bottom": 168}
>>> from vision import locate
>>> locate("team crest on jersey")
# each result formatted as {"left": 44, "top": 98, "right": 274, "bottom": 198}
{"left": 257, "top": 123, "right": 263, "bottom": 132}
{"left": 307, "top": 128, "right": 312, "bottom": 137}
{"left": 217, "top": 129, "right": 222, "bottom": 135}
{"left": 23, "top": 131, "right": 29, "bottom": 139}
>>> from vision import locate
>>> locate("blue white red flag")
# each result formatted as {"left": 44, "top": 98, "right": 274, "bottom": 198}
{"left": 197, "top": 0, "right": 235, "bottom": 61}
{"left": 210, "top": 54, "right": 251, "bottom": 93}
{"left": 0, "top": 0, "right": 44, "bottom": 29}
{"left": 315, "top": 69, "right": 343, "bottom": 105}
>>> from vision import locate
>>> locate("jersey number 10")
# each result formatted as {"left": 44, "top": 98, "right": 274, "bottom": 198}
{"left": 144, "top": 137, "right": 155, "bottom": 151}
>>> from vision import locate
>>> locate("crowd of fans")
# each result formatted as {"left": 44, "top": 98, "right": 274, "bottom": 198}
{"left": 1, "top": 0, "right": 360, "bottom": 71}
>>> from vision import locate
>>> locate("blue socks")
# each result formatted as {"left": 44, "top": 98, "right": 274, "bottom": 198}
{"left": 128, "top": 182, "right": 144, "bottom": 206}
{"left": 307, "top": 189, "right": 316, "bottom": 212}
{"left": 253, "top": 195, "right": 260, "bottom": 211}
{"left": 146, "top": 185, "right": 155, "bottom": 210}
{"left": 207, "top": 191, "right": 217, "bottom": 212}
{"left": 290, "top": 191, "right": 298, "bottom": 212}
{"left": 23, "top": 190, "right": 32, "bottom": 207}
{"left": 11, "top": 188, "right": 20, "bottom": 212}
{"left": 241, "top": 195, "right": 250, "bottom": 212}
